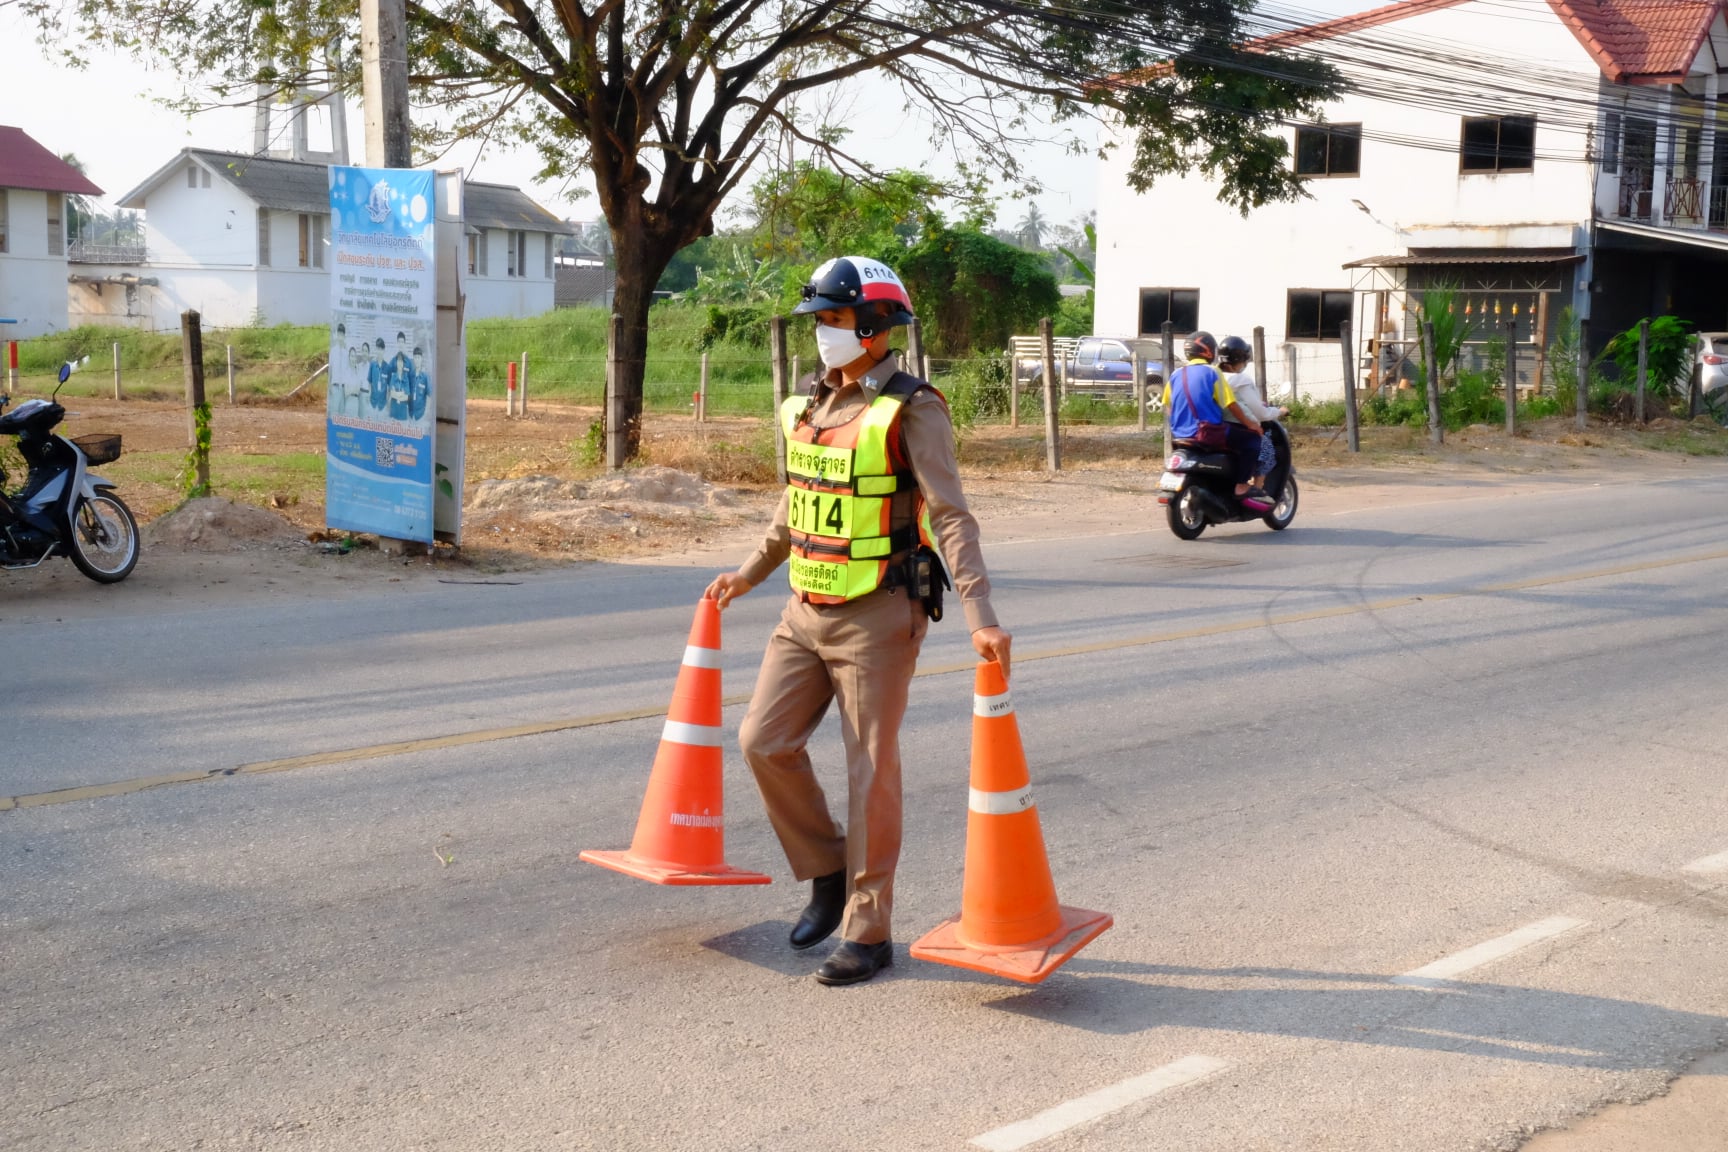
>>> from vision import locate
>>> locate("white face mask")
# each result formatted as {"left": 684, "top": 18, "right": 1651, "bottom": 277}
{"left": 815, "top": 323, "right": 869, "bottom": 369}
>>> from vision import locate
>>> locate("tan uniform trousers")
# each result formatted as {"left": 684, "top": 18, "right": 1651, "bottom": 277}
{"left": 739, "top": 585, "right": 929, "bottom": 945}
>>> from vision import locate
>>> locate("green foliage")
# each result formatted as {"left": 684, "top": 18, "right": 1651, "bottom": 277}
{"left": 1605, "top": 316, "right": 1694, "bottom": 399}
{"left": 1442, "top": 371, "right": 1505, "bottom": 428}
{"left": 1054, "top": 291, "right": 1095, "bottom": 338}
{"left": 941, "top": 359, "right": 1012, "bottom": 447}
{"left": 897, "top": 222, "right": 1061, "bottom": 355}
{"left": 1359, "top": 388, "right": 1428, "bottom": 427}
{"left": 683, "top": 241, "right": 784, "bottom": 306}
{"left": 1416, "top": 286, "right": 1467, "bottom": 386}
{"left": 572, "top": 420, "right": 605, "bottom": 469}
{"left": 180, "top": 402, "right": 213, "bottom": 498}
{"left": 751, "top": 165, "right": 937, "bottom": 265}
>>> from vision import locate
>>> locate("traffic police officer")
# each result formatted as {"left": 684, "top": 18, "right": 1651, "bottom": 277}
{"left": 706, "top": 256, "right": 1012, "bottom": 986}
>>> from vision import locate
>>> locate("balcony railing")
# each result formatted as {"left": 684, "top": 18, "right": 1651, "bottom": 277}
{"left": 1666, "top": 175, "right": 1705, "bottom": 222}
{"left": 67, "top": 240, "right": 147, "bottom": 265}
{"left": 1617, "top": 168, "right": 1653, "bottom": 221}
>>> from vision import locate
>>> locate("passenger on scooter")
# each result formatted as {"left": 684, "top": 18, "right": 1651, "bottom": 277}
{"left": 1217, "top": 335, "right": 1287, "bottom": 496}
{"left": 1161, "top": 331, "right": 1268, "bottom": 509}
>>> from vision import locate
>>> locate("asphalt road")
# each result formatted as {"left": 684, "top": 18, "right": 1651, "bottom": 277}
{"left": 4, "top": 470, "right": 1728, "bottom": 1151}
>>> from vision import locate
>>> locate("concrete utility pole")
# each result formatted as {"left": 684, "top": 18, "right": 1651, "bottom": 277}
{"left": 361, "top": 0, "right": 411, "bottom": 168}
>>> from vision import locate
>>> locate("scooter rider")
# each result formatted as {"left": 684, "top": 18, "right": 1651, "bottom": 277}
{"left": 1217, "top": 335, "right": 1286, "bottom": 495}
{"left": 1161, "top": 331, "right": 1269, "bottom": 509}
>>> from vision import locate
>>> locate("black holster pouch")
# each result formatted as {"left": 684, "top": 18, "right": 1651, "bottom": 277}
{"left": 904, "top": 546, "right": 951, "bottom": 622}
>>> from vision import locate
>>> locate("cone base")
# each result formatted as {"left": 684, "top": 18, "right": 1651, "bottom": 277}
{"left": 580, "top": 849, "right": 772, "bottom": 886}
{"left": 910, "top": 905, "right": 1113, "bottom": 984}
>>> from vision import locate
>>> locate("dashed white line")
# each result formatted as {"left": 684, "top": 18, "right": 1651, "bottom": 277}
{"left": 969, "top": 1055, "right": 1229, "bottom": 1152}
{"left": 1390, "top": 916, "right": 1588, "bottom": 988}
{"left": 1682, "top": 849, "right": 1728, "bottom": 875}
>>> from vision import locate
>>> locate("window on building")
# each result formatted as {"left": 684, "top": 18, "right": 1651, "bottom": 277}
{"left": 298, "top": 214, "right": 312, "bottom": 267}
{"left": 1138, "top": 288, "right": 1200, "bottom": 337}
{"left": 544, "top": 234, "right": 554, "bottom": 279}
{"left": 1294, "top": 124, "right": 1362, "bottom": 177}
{"left": 257, "top": 207, "right": 271, "bottom": 266}
{"left": 506, "top": 230, "right": 527, "bottom": 277}
{"left": 0, "top": 189, "right": 9, "bottom": 254}
{"left": 467, "top": 233, "right": 478, "bottom": 275}
{"left": 1286, "top": 289, "right": 1353, "bottom": 341}
{"left": 188, "top": 165, "right": 199, "bottom": 189}
{"left": 297, "top": 214, "right": 325, "bottom": 269}
{"left": 1603, "top": 111, "right": 1621, "bottom": 175}
{"left": 46, "top": 193, "right": 63, "bottom": 257}
{"left": 1461, "top": 115, "right": 1536, "bottom": 173}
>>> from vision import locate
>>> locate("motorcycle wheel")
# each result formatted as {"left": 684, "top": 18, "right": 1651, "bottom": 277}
{"left": 67, "top": 492, "right": 140, "bottom": 583}
{"left": 1166, "top": 486, "right": 1208, "bottom": 540}
{"left": 1263, "top": 475, "right": 1299, "bottom": 531}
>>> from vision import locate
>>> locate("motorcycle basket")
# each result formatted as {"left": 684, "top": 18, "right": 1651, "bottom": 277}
{"left": 72, "top": 433, "right": 122, "bottom": 465}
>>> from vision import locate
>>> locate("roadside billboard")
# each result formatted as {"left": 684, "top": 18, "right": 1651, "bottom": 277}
{"left": 325, "top": 166, "right": 438, "bottom": 543}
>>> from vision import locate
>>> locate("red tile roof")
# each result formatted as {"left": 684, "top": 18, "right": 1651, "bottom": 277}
{"left": 1547, "top": 0, "right": 1719, "bottom": 82}
{"left": 0, "top": 126, "right": 103, "bottom": 196}
{"left": 1246, "top": 0, "right": 1719, "bottom": 85}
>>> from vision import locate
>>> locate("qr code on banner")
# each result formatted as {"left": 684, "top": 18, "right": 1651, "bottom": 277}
{"left": 375, "top": 439, "right": 396, "bottom": 467}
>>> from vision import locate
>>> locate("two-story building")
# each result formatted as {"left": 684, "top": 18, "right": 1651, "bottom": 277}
{"left": 1095, "top": 0, "right": 1728, "bottom": 397}
{"left": 0, "top": 126, "right": 104, "bottom": 338}
{"left": 78, "top": 148, "right": 571, "bottom": 330}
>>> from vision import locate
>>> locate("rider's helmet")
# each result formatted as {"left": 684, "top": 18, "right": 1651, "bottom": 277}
{"left": 792, "top": 256, "right": 916, "bottom": 337}
{"left": 1217, "top": 335, "right": 1252, "bottom": 368}
{"left": 1185, "top": 330, "right": 1218, "bottom": 362}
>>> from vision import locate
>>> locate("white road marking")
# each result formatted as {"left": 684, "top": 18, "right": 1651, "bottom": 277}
{"left": 1682, "top": 849, "right": 1728, "bottom": 875}
{"left": 969, "top": 1055, "right": 1229, "bottom": 1152}
{"left": 1391, "top": 917, "right": 1588, "bottom": 988}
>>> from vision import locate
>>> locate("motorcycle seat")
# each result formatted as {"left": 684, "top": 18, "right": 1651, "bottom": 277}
{"left": 1172, "top": 441, "right": 1234, "bottom": 470}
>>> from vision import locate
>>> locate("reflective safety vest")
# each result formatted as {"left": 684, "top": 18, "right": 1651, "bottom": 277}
{"left": 779, "top": 373, "right": 931, "bottom": 603}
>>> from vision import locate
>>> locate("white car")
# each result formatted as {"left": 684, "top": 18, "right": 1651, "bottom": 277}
{"left": 1696, "top": 332, "right": 1728, "bottom": 395}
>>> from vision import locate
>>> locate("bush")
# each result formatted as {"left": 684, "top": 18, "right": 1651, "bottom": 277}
{"left": 1053, "top": 291, "right": 1094, "bottom": 338}
{"left": 941, "top": 358, "right": 1011, "bottom": 445}
{"left": 1441, "top": 371, "right": 1504, "bottom": 428}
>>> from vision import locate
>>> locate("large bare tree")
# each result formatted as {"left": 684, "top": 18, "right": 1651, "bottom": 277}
{"left": 25, "top": 0, "right": 1336, "bottom": 458}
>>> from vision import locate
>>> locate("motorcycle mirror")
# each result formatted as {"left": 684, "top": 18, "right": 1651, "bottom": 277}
{"left": 57, "top": 362, "right": 72, "bottom": 384}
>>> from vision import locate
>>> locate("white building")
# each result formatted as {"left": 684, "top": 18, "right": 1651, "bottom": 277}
{"left": 1094, "top": 0, "right": 1728, "bottom": 397}
{"left": 76, "top": 149, "right": 570, "bottom": 329}
{"left": 0, "top": 126, "right": 103, "bottom": 338}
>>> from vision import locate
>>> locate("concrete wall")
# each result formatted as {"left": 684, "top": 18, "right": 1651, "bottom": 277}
{"left": 1093, "top": 0, "right": 1601, "bottom": 398}
{"left": 138, "top": 161, "right": 259, "bottom": 269}
{"left": 0, "top": 187, "right": 71, "bottom": 337}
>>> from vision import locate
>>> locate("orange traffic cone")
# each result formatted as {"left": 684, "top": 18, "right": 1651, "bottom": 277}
{"left": 911, "top": 660, "right": 1111, "bottom": 982}
{"left": 580, "top": 598, "right": 770, "bottom": 886}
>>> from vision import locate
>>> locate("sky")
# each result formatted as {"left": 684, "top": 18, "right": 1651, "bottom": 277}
{"left": 0, "top": 4, "right": 1359, "bottom": 237}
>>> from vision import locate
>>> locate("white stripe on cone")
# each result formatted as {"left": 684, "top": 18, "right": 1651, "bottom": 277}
{"left": 661, "top": 719, "right": 724, "bottom": 747}
{"left": 682, "top": 645, "right": 722, "bottom": 669}
{"left": 973, "top": 690, "right": 1014, "bottom": 718}
{"left": 969, "top": 784, "right": 1035, "bottom": 815}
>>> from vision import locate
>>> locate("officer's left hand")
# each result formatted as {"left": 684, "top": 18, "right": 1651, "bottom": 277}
{"left": 972, "top": 626, "right": 1013, "bottom": 681}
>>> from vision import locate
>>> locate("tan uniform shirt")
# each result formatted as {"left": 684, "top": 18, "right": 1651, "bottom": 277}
{"left": 738, "top": 352, "right": 999, "bottom": 633}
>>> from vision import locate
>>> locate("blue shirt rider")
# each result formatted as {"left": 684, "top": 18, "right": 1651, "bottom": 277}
{"left": 1161, "top": 331, "right": 1269, "bottom": 505}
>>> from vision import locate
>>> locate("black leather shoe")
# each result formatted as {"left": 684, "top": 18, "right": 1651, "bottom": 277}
{"left": 789, "top": 869, "right": 846, "bottom": 951}
{"left": 814, "top": 939, "right": 893, "bottom": 986}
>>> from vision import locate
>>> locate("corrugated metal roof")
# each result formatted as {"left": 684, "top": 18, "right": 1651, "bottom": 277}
{"left": 120, "top": 150, "right": 572, "bottom": 232}
{"left": 465, "top": 182, "right": 574, "bottom": 234}
{"left": 0, "top": 126, "right": 104, "bottom": 196}
{"left": 1344, "top": 248, "right": 1587, "bottom": 267}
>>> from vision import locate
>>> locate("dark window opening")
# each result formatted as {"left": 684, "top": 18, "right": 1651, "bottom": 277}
{"left": 1287, "top": 289, "right": 1353, "bottom": 342}
{"left": 1294, "top": 124, "right": 1362, "bottom": 177}
{"left": 1461, "top": 115, "right": 1536, "bottom": 173}
{"left": 1138, "top": 288, "right": 1199, "bottom": 337}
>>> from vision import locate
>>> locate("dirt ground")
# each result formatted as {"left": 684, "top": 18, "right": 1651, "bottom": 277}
{"left": 9, "top": 393, "right": 1728, "bottom": 613}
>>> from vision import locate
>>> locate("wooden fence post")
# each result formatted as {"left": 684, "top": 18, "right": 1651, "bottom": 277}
{"left": 181, "top": 310, "right": 209, "bottom": 494}
{"left": 1007, "top": 350, "right": 1019, "bottom": 429}
{"left": 1284, "top": 342, "right": 1299, "bottom": 406}
{"left": 770, "top": 315, "right": 789, "bottom": 483}
{"left": 1132, "top": 346, "right": 1146, "bottom": 434}
{"left": 1423, "top": 320, "right": 1442, "bottom": 445}
{"left": 1505, "top": 319, "right": 1519, "bottom": 437}
{"left": 112, "top": 341, "right": 122, "bottom": 401}
{"left": 1340, "top": 320, "right": 1359, "bottom": 453}
{"left": 1161, "top": 321, "right": 1175, "bottom": 459}
{"left": 1039, "top": 316, "right": 1060, "bottom": 472}
{"left": 1576, "top": 320, "right": 1590, "bottom": 430}
{"left": 698, "top": 351, "right": 709, "bottom": 422}
{"left": 1636, "top": 318, "right": 1649, "bottom": 424}
{"left": 605, "top": 312, "right": 628, "bottom": 470}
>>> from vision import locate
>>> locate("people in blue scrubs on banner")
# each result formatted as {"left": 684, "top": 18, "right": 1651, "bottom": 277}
{"left": 409, "top": 347, "right": 430, "bottom": 422}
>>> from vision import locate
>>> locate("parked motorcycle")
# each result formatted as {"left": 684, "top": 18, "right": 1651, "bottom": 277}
{"left": 1156, "top": 420, "right": 1298, "bottom": 540}
{"left": 0, "top": 361, "right": 140, "bottom": 582}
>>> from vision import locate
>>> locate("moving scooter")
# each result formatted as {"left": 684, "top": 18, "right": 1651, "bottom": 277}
{"left": 1156, "top": 420, "right": 1298, "bottom": 540}
{"left": 0, "top": 360, "right": 141, "bottom": 582}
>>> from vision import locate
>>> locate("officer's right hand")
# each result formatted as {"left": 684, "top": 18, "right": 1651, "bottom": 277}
{"left": 705, "top": 572, "right": 755, "bottom": 609}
